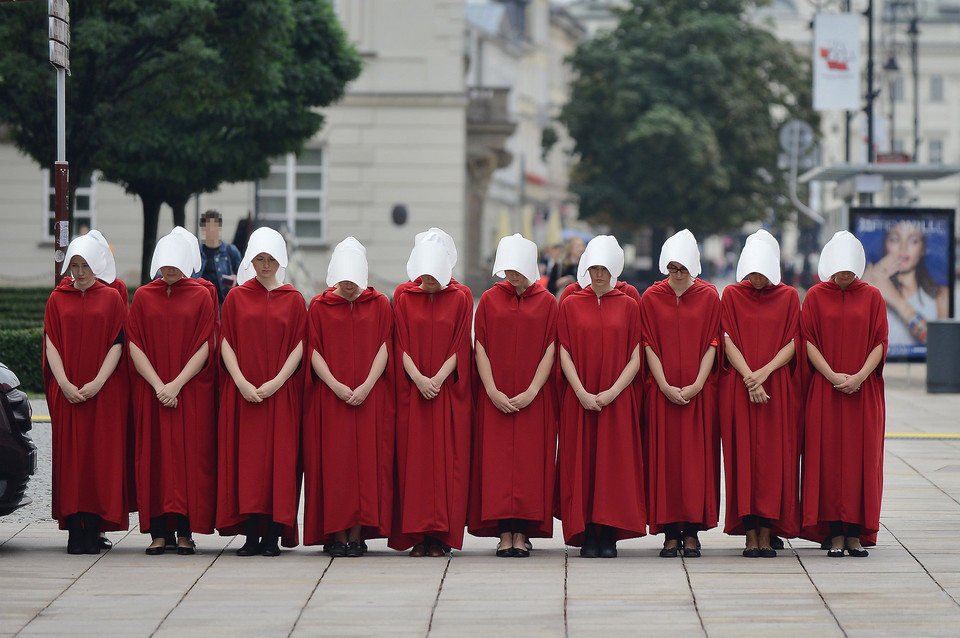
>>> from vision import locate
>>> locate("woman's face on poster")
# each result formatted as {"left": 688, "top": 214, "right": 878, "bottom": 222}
{"left": 885, "top": 221, "right": 924, "bottom": 274}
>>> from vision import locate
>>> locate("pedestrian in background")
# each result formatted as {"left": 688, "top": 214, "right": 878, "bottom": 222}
{"left": 719, "top": 230, "right": 801, "bottom": 557}
{"left": 196, "top": 209, "right": 242, "bottom": 308}
{"left": 641, "top": 229, "right": 721, "bottom": 558}
{"left": 303, "top": 237, "right": 394, "bottom": 558}
{"left": 217, "top": 227, "right": 306, "bottom": 557}
{"left": 43, "top": 233, "right": 129, "bottom": 554}
{"left": 469, "top": 234, "right": 558, "bottom": 558}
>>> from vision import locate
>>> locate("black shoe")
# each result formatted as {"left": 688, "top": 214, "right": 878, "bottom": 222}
{"left": 682, "top": 547, "right": 701, "bottom": 558}
{"left": 261, "top": 539, "right": 281, "bottom": 557}
{"left": 743, "top": 547, "right": 761, "bottom": 558}
{"left": 659, "top": 546, "right": 679, "bottom": 558}
{"left": 165, "top": 533, "right": 178, "bottom": 551}
{"left": 846, "top": 546, "right": 869, "bottom": 557}
{"left": 236, "top": 538, "right": 261, "bottom": 556}
{"left": 81, "top": 514, "right": 101, "bottom": 555}
{"left": 496, "top": 543, "right": 516, "bottom": 558}
{"left": 770, "top": 535, "right": 784, "bottom": 550}
{"left": 820, "top": 536, "right": 832, "bottom": 551}
{"left": 580, "top": 525, "right": 599, "bottom": 558}
{"left": 99, "top": 536, "right": 113, "bottom": 550}
{"left": 827, "top": 548, "right": 844, "bottom": 558}
{"left": 599, "top": 543, "right": 618, "bottom": 559}
{"left": 525, "top": 538, "right": 533, "bottom": 551}
{"left": 345, "top": 541, "right": 364, "bottom": 558}
{"left": 360, "top": 539, "right": 368, "bottom": 554}
{"left": 513, "top": 547, "right": 530, "bottom": 558}
{"left": 66, "top": 515, "right": 84, "bottom": 555}
{"left": 759, "top": 547, "right": 777, "bottom": 558}
{"left": 177, "top": 540, "right": 197, "bottom": 556}
{"left": 328, "top": 541, "right": 347, "bottom": 558}
{"left": 145, "top": 543, "right": 166, "bottom": 556}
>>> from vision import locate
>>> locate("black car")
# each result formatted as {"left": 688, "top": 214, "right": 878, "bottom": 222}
{"left": 0, "top": 362, "right": 37, "bottom": 516}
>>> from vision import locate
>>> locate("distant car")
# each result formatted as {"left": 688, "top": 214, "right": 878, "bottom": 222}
{"left": 0, "top": 362, "right": 37, "bottom": 516}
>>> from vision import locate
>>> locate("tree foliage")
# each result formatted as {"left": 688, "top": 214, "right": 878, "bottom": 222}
{"left": 0, "top": 0, "right": 361, "bottom": 283}
{"left": 557, "top": 0, "right": 816, "bottom": 234}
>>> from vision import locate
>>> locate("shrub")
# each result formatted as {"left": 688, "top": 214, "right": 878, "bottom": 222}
{"left": 0, "top": 327, "right": 44, "bottom": 393}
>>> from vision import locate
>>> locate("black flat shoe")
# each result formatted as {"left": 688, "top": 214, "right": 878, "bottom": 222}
{"left": 345, "top": 541, "right": 364, "bottom": 557}
{"left": 145, "top": 544, "right": 165, "bottom": 556}
{"left": 770, "top": 535, "right": 784, "bottom": 550}
{"left": 759, "top": 547, "right": 777, "bottom": 558}
{"left": 236, "top": 540, "right": 261, "bottom": 557}
{"left": 99, "top": 536, "right": 113, "bottom": 550}
{"left": 329, "top": 541, "right": 347, "bottom": 558}
{"left": 742, "top": 547, "right": 761, "bottom": 558}
{"left": 496, "top": 543, "right": 516, "bottom": 558}
{"left": 827, "top": 548, "right": 844, "bottom": 558}
{"left": 846, "top": 547, "right": 869, "bottom": 557}
{"left": 579, "top": 544, "right": 599, "bottom": 558}
{"left": 177, "top": 540, "right": 197, "bottom": 555}
{"left": 659, "top": 546, "right": 679, "bottom": 558}
{"left": 599, "top": 545, "right": 618, "bottom": 559}
{"left": 682, "top": 547, "right": 701, "bottom": 558}
{"left": 261, "top": 542, "right": 281, "bottom": 557}
{"left": 165, "top": 534, "right": 178, "bottom": 551}
{"left": 513, "top": 547, "right": 530, "bottom": 558}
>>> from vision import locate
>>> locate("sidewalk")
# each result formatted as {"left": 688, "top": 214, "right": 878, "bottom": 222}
{"left": 2, "top": 363, "right": 959, "bottom": 637}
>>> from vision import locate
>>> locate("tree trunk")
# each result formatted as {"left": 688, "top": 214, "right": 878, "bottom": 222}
{"left": 140, "top": 194, "right": 163, "bottom": 285}
{"left": 167, "top": 194, "right": 189, "bottom": 229}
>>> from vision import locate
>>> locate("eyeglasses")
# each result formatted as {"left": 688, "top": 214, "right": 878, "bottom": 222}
{"left": 666, "top": 265, "right": 688, "bottom": 274}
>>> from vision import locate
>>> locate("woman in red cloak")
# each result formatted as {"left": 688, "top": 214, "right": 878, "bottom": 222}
{"left": 469, "top": 234, "right": 558, "bottom": 557}
{"left": 128, "top": 228, "right": 217, "bottom": 555}
{"left": 719, "top": 230, "right": 801, "bottom": 558}
{"left": 641, "top": 229, "right": 721, "bottom": 558}
{"left": 303, "top": 237, "right": 394, "bottom": 558}
{"left": 217, "top": 227, "right": 306, "bottom": 557}
{"left": 558, "top": 235, "right": 645, "bottom": 559}
{"left": 390, "top": 228, "right": 473, "bottom": 557}
{"left": 801, "top": 231, "right": 887, "bottom": 558}
{"left": 44, "top": 233, "right": 129, "bottom": 554}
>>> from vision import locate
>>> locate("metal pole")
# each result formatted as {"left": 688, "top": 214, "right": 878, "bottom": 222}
{"left": 866, "top": 0, "right": 875, "bottom": 164}
{"left": 844, "top": 0, "right": 851, "bottom": 163}
{"left": 909, "top": 18, "right": 919, "bottom": 163}
{"left": 53, "top": 66, "right": 69, "bottom": 284}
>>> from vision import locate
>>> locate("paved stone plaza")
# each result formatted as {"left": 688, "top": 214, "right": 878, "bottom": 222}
{"left": 2, "top": 363, "right": 959, "bottom": 637}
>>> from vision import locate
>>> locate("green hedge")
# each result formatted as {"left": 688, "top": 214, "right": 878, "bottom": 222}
{"left": 0, "top": 287, "right": 50, "bottom": 329}
{"left": 0, "top": 327, "right": 44, "bottom": 393}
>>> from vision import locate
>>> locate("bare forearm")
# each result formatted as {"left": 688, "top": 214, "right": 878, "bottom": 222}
{"left": 857, "top": 343, "right": 885, "bottom": 380}
{"left": 173, "top": 342, "right": 209, "bottom": 388}
{"left": 474, "top": 342, "right": 500, "bottom": 395}
{"left": 644, "top": 346, "right": 669, "bottom": 390}
{"left": 526, "top": 342, "right": 556, "bottom": 395}
{"left": 94, "top": 344, "right": 123, "bottom": 384}
{"left": 129, "top": 342, "right": 163, "bottom": 389}
{"left": 693, "top": 346, "right": 716, "bottom": 388}
{"left": 560, "top": 346, "right": 586, "bottom": 394}
{"left": 806, "top": 341, "right": 836, "bottom": 380}
{"left": 608, "top": 346, "right": 641, "bottom": 396}
{"left": 45, "top": 336, "right": 71, "bottom": 388}
{"left": 723, "top": 337, "right": 753, "bottom": 379}
{"left": 361, "top": 343, "right": 389, "bottom": 388}
{"left": 271, "top": 341, "right": 303, "bottom": 386}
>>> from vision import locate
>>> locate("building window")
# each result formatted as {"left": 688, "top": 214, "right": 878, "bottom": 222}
{"left": 892, "top": 138, "right": 905, "bottom": 153}
{"left": 929, "top": 139, "right": 943, "bottom": 164}
{"left": 930, "top": 75, "right": 943, "bottom": 102}
{"left": 890, "top": 77, "right": 904, "bottom": 102}
{"left": 42, "top": 169, "right": 95, "bottom": 241}
{"left": 256, "top": 148, "right": 326, "bottom": 244}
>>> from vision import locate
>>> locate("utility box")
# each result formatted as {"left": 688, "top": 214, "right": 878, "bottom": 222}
{"left": 926, "top": 320, "right": 960, "bottom": 393}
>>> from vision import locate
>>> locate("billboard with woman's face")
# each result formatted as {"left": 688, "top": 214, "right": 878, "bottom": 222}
{"left": 851, "top": 208, "right": 956, "bottom": 360}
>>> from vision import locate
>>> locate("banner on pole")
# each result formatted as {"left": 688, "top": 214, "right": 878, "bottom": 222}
{"left": 813, "top": 13, "right": 860, "bottom": 111}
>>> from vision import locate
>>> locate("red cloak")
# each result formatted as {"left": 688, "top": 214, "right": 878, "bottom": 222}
{"left": 468, "top": 281, "right": 558, "bottom": 539}
{"left": 800, "top": 279, "right": 887, "bottom": 543}
{"left": 43, "top": 279, "right": 129, "bottom": 531}
{"left": 639, "top": 278, "right": 721, "bottom": 534}
{"left": 389, "top": 281, "right": 473, "bottom": 551}
{"left": 557, "top": 286, "right": 646, "bottom": 545}
{"left": 216, "top": 279, "right": 306, "bottom": 547}
{"left": 559, "top": 280, "right": 640, "bottom": 306}
{"left": 719, "top": 281, "right": 801, "bottom": 538}
{"left": 302, "top": 286, "right": 395, "bottom": 546}
{"left": 127, "top": 278, "right": 218, "bottom": 534}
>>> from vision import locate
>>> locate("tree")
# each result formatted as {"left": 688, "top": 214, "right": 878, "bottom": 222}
{"left": 0, "top": 0, "right": 361, "bottom": 283}
{"left": 557, "top": 0, "right": 816, "bottom": 235}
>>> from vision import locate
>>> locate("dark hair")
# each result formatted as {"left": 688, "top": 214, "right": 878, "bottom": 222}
{"left": 884, "top": 224, "right": 940, "bottom": 298}
{"left": 200, "top": 209, "right": 222, "bottom": 225}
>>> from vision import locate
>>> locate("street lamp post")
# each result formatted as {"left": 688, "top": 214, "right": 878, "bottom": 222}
{"left": 49, "top": 0, "right": 71, "bottom": 284}
{"left": 908, "top": 17, "right": 919, "bottom": 163}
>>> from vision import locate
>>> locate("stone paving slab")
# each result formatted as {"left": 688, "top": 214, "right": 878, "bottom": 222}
{"left": 3, "top": 363, "right": 960, "bottom": 636}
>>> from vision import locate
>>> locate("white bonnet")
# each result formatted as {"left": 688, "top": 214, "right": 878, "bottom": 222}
{"left": 326, "top": 236, "right": 368, "bottom": 289}
{"left": 658, "top": 229, "right": 702, "bottom": 278}
{"left": 492, "top": 234, "right": 540, "bottom": 285}
{"left": 817, "top": 230, "right": 865, "bottom": 281}
{"left": 237, "top": 227, "right": 288, "bottom": 285}
{"left": 61, "top": 234, "right": 110, "bottom": 281}
{"left": 84, "top": 230, "right": 117, "bottom": 284}
{"left": 577, "top": 235, "right": 624, "bottom": 288}
{"left": 150, "top": 227, "right": 201, "bottom": 279}
{"left": 736, "top": 229, "right": 781, "bottom": 285}
{"left": 406, "top": 228, "right": 456, "bottom": 287}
